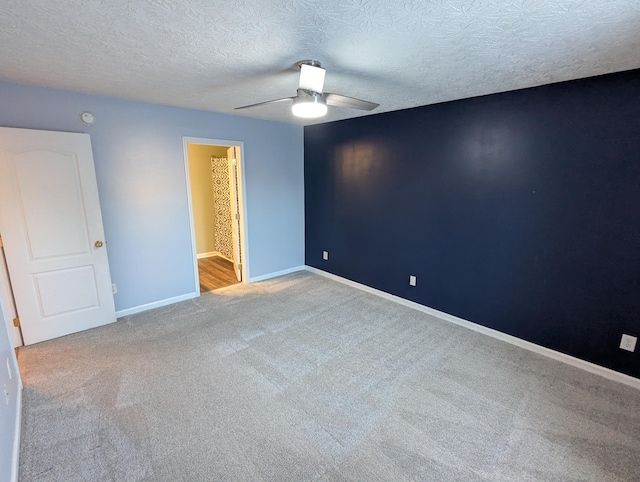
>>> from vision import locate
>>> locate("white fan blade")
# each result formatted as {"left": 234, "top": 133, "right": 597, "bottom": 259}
{"left": 324, "top": 93, "right": 379, "bottom": 111}
{"left": 299, "top": 64, "right": 326, "bottom": 93}
{"left": 235, "top": 97, "right": 293, "bottom": 110}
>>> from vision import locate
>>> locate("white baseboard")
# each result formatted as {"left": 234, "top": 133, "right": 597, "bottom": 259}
{"left": 249, "top": 265, "right": 306, "bottom": 283}
{"left": 197, "top": 252, "right": 235, "bottom": 262}
{"left": 305, "top": 266, "right": 640, "bottom": 390}
{"left": 115, "top": 292, "right": 198, "bottom": 318}
{"left": 197, "top": 251, "right": 220, "bottom": 259}
{"left": 11, "top": 382, "right": 22, "bottom": 482}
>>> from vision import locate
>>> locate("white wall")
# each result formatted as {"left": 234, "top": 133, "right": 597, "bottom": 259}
{"left": 0, "top": 81, "right": 305, "bottom": 314}
{"left": 0, "top": 291, "right": 21, "bottom": 482}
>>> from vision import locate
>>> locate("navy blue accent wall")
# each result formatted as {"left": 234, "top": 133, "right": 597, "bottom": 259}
{"left": 304, "top": 69, "right": 640, "bottom": 379}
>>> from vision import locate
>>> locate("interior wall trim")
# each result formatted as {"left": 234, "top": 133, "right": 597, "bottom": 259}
{"left": 196, "top": 251, "right": 219, "bottom": 259}
{"left": 11, "top": 383, "right": 22, "bottom": 482}
{"left": 305, "top": 266, "right": 640, "bottom": 390}
{"left": 115, "top": 292, "right": 197, "bottom": 318}
{"left": 196, "top": 251, "right": 235, "bottom": 263}
{"left": 249, "top": 265, "right": 306, "bottom": 283}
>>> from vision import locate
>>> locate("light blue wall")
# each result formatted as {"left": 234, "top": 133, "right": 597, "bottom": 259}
{"left": 0, "top": 294, "right": 20, "bottom": 482}
{"left": 0, "top": 81, "right": 304, "bottom": 312}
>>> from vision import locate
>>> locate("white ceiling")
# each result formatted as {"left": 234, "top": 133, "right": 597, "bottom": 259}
{"left": 1, "top": 1, "right": 639, "bottom": 126}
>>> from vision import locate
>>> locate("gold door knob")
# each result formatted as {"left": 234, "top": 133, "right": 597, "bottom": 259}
{"left": 94, "top": 240, "right": 104, "bottom": 248}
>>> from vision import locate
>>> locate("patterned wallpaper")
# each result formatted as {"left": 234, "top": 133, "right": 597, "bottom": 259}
{"left": 211, "top": 157, "right": 234, "bottom": 261}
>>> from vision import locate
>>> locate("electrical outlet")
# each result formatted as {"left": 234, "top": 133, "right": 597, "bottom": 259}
{"left": 322, "top": 251, "right": 329, "bottom": 261}
{"left": 409, "top": 275, "right": 417, "bottom": 286}
{"left": 112, "top": 283, "right": 117, "bottom": 294}
{"left": 620, "top": 334, "right": 637, "bottom": 352}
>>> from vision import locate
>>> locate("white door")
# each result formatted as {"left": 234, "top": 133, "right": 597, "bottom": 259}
{"left": 0, "top": 127, "right": 116, "bottom": 345}
{"left": 227, "top": 147, "right": 242, "bottom": 282}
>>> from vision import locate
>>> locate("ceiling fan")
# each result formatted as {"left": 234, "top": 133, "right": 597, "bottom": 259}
{"left": 235, "top": 60, "right": 379, "bottom": 119}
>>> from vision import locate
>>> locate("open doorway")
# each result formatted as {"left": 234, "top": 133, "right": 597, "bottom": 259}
{"left": 183, "top": 138, "right": 247, "bottom": 294}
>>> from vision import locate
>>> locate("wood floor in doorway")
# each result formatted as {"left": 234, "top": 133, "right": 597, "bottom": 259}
{"left": 198, "top": 256, "right": 239, "bottom": 292}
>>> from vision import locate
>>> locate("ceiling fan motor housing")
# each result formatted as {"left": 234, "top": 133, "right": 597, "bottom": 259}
{"left": 296, "top": 60, "right": 322, "bottom": 69}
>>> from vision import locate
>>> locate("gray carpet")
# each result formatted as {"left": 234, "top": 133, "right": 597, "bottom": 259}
{"left": 18, "top": 271, "right": 640, "bottom": 481}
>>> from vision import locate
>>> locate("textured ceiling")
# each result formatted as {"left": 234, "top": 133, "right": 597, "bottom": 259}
{"left": 1, "top": 1, "right": 639, "bottom": 125}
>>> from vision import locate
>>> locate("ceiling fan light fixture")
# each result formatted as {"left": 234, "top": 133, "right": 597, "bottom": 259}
{"left": 298, "top": 62, "right": 326, "bottom": 93}
{"left": 235, "top": 61, "right": 378, "bottom": 117}
{"left": 292, "top": 93, "right": 327, "bottom": 118}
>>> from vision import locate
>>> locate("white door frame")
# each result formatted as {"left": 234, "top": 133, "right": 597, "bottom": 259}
{"left": 227, "top": 147, "right": 242, "bottom": 282}
{"left": 182, "top": 137, "right": 249, "bottom": 294}
{"left": 0, "top": 239, "right": 22, "bottom": 347}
